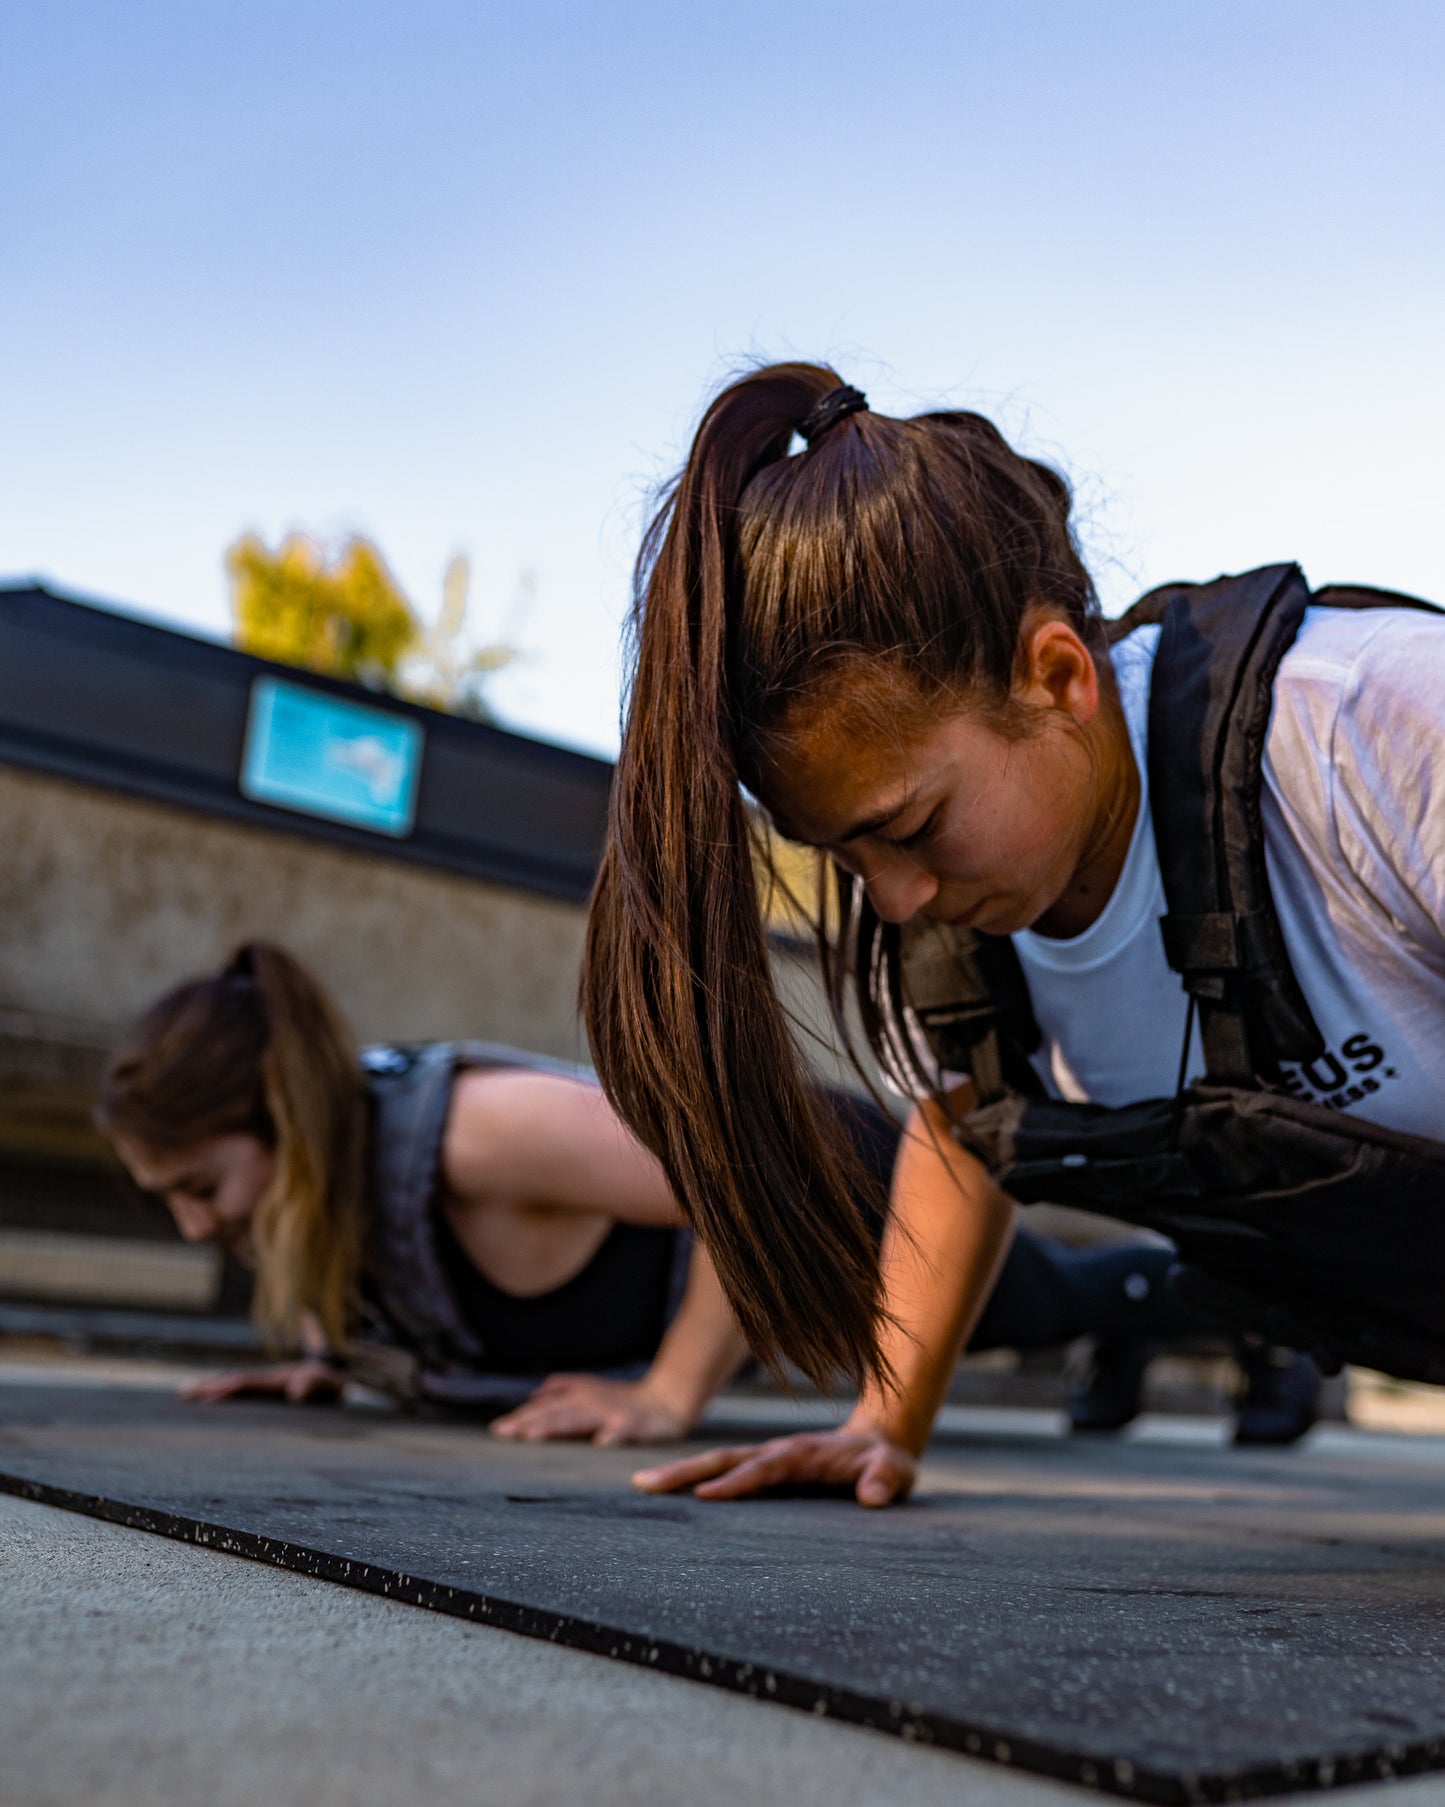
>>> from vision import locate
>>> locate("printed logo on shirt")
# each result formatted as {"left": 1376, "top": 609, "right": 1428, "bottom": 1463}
{"left": 1278, "top": 1031, "right": 1398, "bottom": 1112}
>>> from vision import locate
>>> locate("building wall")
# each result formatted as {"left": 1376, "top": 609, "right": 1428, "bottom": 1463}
{"left": 0, "top": 762, "right": 863, "bottom": 1161}
{"left": 0, "top": 764, "right": 594, "bottom": 1156}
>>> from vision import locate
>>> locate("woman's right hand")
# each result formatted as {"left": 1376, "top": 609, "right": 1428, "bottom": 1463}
{"left": 632, "top": 1428, "right": 917, "bottom": 1508}
{"left": 179, "top": 1359, "right": 344, "bottom": 1405}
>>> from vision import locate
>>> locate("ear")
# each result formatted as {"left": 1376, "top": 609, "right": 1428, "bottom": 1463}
{"left": 1016, "top": 617, "right": 1099, "bottom": 726}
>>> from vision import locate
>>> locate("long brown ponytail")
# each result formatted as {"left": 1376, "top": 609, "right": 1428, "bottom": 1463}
{"left": 583, "top": 362, "right": 1097, "bottom": 1389}
{"left": 98, "top": 943, "right": 367, "bottom": 1349}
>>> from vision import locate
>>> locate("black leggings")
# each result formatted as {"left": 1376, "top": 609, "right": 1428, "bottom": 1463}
{"left": 831, "top": 1087, "right": 1205, "bottom": 1354}
{"left": 435, "top": 1083, "right": 1204, "bottom": 1379}
{"left": 970, "top": 1228, "right": 1197, "bottom": 1353}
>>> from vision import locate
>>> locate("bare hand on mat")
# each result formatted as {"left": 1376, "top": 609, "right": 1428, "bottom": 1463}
{"left": 633, "top": 1429, "right": 917, "bottom": 1507}
{"left": 179, "top": 1359, "right": 344, "bottom": 1405}
{"left": 490, "top": 1373, "right": 693, "bottom": 1446}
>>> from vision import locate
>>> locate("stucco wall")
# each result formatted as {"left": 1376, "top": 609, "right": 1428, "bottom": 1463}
{"left": 0, "top": 764, "right": 594, "bottom": 1154}
{"left": 0, "top": 762, "right": 863, "bottom": 1159}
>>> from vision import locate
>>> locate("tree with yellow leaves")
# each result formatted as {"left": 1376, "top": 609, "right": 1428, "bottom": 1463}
{"left": 227, "top": 533, "right": 417, "bottom": 683}
{"left": 227, "top": 534, "right": 516, "bottom": 719}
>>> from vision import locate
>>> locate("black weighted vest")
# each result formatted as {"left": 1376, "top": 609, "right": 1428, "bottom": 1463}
{"left": 353, "top": 1041, "right": 686, "bottom": 1406}
{"left": 903, "top": 565, "right": 1445, "bottom": 1382}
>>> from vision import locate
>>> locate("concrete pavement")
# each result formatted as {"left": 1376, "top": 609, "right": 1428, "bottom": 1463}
{"left": 4, "top": 1487, "right": 1072, "bottom": 1807}
{"left": 7, "top": 1353, "right": 1445, "bottom": 1805}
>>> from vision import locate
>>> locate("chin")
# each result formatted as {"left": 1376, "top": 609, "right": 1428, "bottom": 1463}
{"left": 979, "top": 900, "right": 1035, "bottom": 936}
{"left": 939, "top": 895, "right": 1027, "bottom": 936}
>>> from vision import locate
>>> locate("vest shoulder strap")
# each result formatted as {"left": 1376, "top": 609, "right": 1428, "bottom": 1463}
{"left": 1311, "top": 581, "right": 1445, "bottom": 615}
{"left": 1148, "top": 566, "right": 1443, "bottom": 1084}
{"left": 363, "top": 1042, "right": 484, "bottom": 1363}
{"left": 1148, "top": 563, "right": 1320, "bottom": 1083}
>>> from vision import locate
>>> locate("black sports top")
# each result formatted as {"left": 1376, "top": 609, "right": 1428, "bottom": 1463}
{"left": 432, "top": 1210, "right": 676, "bottom": 1375}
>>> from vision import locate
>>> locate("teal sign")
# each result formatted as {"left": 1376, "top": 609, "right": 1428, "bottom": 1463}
{"left": 240, "top": 677, "right": 424, "bottom": 838}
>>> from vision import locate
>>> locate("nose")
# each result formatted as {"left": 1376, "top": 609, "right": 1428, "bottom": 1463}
{"left": 862, "top": 854, "right": 940, "bottom": 925}
{"left": 169, "top": 1198, "right": 219, "bottom": 1243}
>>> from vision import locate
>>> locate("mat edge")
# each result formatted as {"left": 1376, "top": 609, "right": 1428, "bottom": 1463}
{"left": 0, "top": 1465, "right": 1429, "bottom": 1805}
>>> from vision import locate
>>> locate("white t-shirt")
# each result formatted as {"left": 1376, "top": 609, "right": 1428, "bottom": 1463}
{"left": 1011, "top": 606, "right": 1445, "bottom": 1139}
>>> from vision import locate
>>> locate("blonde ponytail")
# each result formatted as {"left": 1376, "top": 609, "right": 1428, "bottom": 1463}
{"left": 235, "top": 944, "right": 367, "bottom": 1349}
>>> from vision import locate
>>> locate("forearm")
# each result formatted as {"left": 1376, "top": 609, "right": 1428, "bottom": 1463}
{"left": 638, "top": 1241, "right": 750, "bottom": 1425}
{"left": 844, "top": 1098, "right": 1015, "bottom": 1456}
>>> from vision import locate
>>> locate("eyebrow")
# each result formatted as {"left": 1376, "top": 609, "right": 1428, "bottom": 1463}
{"left": 832, "top": 790, "right": 917, "bottom": 846}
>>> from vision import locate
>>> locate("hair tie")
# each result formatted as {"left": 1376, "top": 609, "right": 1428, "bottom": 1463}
{"left": 799, "top": 385, "right": 868, "bottom": 448}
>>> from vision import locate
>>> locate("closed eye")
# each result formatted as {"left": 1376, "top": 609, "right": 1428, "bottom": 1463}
{"left": 885, "top": 807, "right": 941, "bottom": 852}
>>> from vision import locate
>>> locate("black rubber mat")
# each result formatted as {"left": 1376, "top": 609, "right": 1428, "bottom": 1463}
{"left": 4, "top": 1380, "right": 1445, "bottom": 1803}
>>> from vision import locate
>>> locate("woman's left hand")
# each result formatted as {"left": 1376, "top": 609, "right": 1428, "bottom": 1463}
{"left": 489, "top": 1373, "right": 692, "bottom": 1446}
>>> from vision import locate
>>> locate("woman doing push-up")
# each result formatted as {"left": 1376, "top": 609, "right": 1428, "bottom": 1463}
{"left": 100, "top": 943, "right": 1252, "bottom": 1444}
{"left": 583, "top": 362, "right": 1445, "bottom": 1506}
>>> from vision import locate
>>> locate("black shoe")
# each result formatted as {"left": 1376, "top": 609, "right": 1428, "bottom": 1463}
{"left": 1069, "top": 1340, "right": 1151, "bottom": 1434}
{"left": 1233, "top": 1345, "right": 1320, "bottom": 1446}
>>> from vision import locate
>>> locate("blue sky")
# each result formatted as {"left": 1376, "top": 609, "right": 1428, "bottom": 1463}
{"left": 3, "top": 1, "right": 1441, "bottom": 754}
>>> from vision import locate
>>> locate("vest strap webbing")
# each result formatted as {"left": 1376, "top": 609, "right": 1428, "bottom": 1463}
{"left": 1145, "top": 566, "right": 1444, "bottom": 1084}
{"left": 1145, "top": 564, "right": 1324, "bottom": 1083}
{"left": 901, "top": 921, "right": 1042, "bottom": 1105}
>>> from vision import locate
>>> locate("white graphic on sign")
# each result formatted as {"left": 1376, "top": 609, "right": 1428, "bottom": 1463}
{"left": 326, "top": 734, "right": 407, "bottom": 807}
